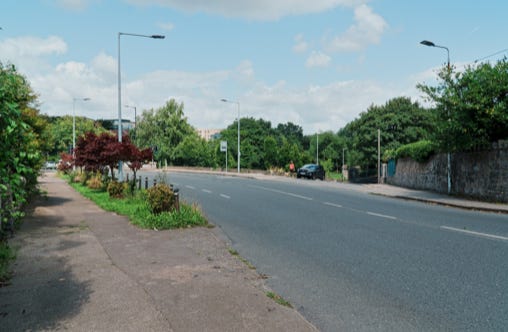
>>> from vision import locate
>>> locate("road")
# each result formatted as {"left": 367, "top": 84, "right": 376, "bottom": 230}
{"left": 140, "top": 170, "right": 508, "bottom": 331}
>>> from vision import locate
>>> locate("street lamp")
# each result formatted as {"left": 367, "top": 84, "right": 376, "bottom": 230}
{"left": 73, "top": 97, "right": 90, "bottom": 169}
{"left": 118, "top": 32, "right": 165, "bottom": 181}
{"left": 221, "top": 99, "right": 241, "bottom": 173}
{"left": 420, "top": 39, "right": 451, "bottom": 194}
{"left": 124, "top": 105, "right": 137, "bottom": 129}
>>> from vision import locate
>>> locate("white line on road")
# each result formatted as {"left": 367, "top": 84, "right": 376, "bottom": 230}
{"left": 440, "top": 226, "right": 508, "bottom": 241}
{"left": 250, "top": 185, "right": 313, "bottom": 201}
{"left": 366, "top": 212, "right": 397, "bottom": 220}
{"left": 202, "top": 189, "right": 212, "bottom": 194}
{"left": 324, "top": 202, "right": 343, "bottom": 208}
{"left": 185, "top": 185, "right": 195, "bottom": 190}
{"left": 220, "top": 194, "right": 231, "bottom": 199}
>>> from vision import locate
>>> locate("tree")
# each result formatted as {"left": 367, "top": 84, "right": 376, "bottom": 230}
{"left": 134, "top": 99, "right": 195, "bottom": 166}
{"left": 172, "top": 134, "right": 210, "bottom": 167}
{"left": 338, "top": 97, "right": 434, "bottom": 168}
{"left": 46, "top": 115, "right": 105, "bottom": 156}
{"left": 418, "top": 58, "right": 508, "bottom": 152}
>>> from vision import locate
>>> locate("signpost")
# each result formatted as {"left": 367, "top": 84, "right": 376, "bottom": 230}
{"left": 220, "top": 141, "right": 228, "bottom": 172}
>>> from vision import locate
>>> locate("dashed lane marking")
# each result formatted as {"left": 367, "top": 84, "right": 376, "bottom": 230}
{"left": 323, "top": 202, "right": 343, "bottom": 208}
{"left": 366, "top": 212, "right": 397, "bottom": 220}
{"left": 440, "top": 226, "right": 508, "bottom": 242}
{"left": 220, "top": 194, "right": 231, "bottom": 199}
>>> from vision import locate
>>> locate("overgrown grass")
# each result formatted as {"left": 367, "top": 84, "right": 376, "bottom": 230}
{"left": 266, "top": 291, "right": 293, "bottom": 308}
{"left": 68, "top": 181, "right": 208, "bottom": 230}
{"left": 327, "top": 171, "right": 346, "bottom": 181}
{"left": 0, "top": 242, "right": 15, "bottom": 285}
{"left": 228, "top": 247, "right": 256, "bottom": 270}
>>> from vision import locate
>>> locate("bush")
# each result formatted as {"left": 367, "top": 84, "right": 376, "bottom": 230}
{"left": 395, "top": 140, "right": 436, "bottom": 163}
{"left": 0, "top": 242, "right": 15, "bottom": 284}
{"left": 87, "top": 173, "right": 103, "bottom": 190}
{"left": 146, "top": 184, "right": 175, "bottom": 214}
{"left": 107, "top": 181, "right": 126, "bottom": 198}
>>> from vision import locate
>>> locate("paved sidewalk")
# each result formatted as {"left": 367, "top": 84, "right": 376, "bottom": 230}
{"left": 0, "top": 173, "right": 317, "bottom": 331}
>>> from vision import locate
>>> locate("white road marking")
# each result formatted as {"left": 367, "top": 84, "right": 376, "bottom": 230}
{"left": 440, "top": 226, "right": 508, "bottom": 241}
{"left": 324, "top": 202, "right": 343, "bottom": 208}
{"left": 185, "top": 185, "right": 195, "bottom": 190}
{"left": 367, "top": 212, "right": 397, "bottom": 220}
{"left": 220, "top": 194, "right": 231, "bottom": 199}
{"left": 250, "top": 185, "right": 313, "bottom": 201}
{"left": 202, "top": 189, "right": 212, "bottom": 194}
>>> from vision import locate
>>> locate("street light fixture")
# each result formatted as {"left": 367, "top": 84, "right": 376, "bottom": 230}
{"left": 420, "top": 39, "right": 451, "bottom": 194}
{"left": 118, "top": 32, "right": 165, "bottom": 181}
{"left": 221, "top": 99, "right": 241, "bottom": 173}
{"left": 72, "top": 97, "right": 90, "bottom": 169}
{"left": 420, "top": 40, "right": 450, "bottom": 70}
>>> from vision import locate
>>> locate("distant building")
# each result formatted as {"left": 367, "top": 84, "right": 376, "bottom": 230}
{"left": 109, "top": 119, "right": 135, "bottom": 131}
{"left": 197, "top": 128, "right": 222, "bottom": 141}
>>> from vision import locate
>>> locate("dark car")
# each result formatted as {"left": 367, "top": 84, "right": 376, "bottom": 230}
{"left": 296, "top": 164, "right": 325, "bottom": 180}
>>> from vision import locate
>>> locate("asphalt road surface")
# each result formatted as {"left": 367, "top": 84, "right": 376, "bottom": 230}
{"left": 140, "top": 170, "right": 508, "bottom": 332}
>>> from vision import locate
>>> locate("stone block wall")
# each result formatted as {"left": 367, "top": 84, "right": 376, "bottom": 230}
{"left": 387, "top": 143, "right": 508, "bottom": 203}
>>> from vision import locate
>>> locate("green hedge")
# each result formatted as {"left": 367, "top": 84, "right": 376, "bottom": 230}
{"left": 394, "top": 140, "right": 436, "bottom": 163}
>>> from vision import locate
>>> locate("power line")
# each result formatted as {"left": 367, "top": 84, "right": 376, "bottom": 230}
{"left": 474, "top": 48, "right": 508, "bottom": 63}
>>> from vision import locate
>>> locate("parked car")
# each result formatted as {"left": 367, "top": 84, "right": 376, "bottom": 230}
{"left": 44, "top": 161, "right": 57, "bottom": 170}
{"left": 296, "top": 164, "right": 325, "bottom": 180}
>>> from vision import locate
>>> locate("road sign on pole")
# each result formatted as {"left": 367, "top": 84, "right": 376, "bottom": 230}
{"left": 221, "top": 141, "right": 228, "bottom": 172}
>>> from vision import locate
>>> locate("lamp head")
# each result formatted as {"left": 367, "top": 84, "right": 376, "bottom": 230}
{"left": 420, "top": 40, "right": 435, "bottom": 47}
{"left": 151, "top": 35, "right": 165, "bottom": 39}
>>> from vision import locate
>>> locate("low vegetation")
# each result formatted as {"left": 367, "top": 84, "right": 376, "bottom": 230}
{"left": 66, "top": 173, "right": 207, "bottom": 230}
{"left": 266, "top": 291, "right": 293, "bottom": 308}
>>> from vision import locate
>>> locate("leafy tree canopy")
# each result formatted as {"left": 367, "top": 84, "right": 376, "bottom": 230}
{"left": 418, "top": 58, "right": 508, "bottom": 152}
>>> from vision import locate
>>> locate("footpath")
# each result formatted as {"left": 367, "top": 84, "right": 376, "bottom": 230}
{"left": 0, "top": 173, "right": 317, "bottom": 331}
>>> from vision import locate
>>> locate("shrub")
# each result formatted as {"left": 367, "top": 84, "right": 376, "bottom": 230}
{"left": 146, "top": 184, "right": 175, "bottom": 214}
{"left": 0, "top": 242, "right": 15, "bottom": 284}
{"left": 107, "top": 181, "right": 125, "bottom": 198}
{"left": 87, "top": 173, "right": 103, "bottom": 190}
{"left": 395, "top": 140, "right": 436, "bottom": 163}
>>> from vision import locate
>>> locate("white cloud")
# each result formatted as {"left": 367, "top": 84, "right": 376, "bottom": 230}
{"left": 54, "top": 0, "right": 95, "bottom": 11}
{"left": 125, "top": 0, "right": 366, "bottom": 21}
{"left": 326, "top": 4, "right": 387, "bottom": 52}
{"left": 306, "top": 51, "right": 331, "bottom": 68}
{"left": 158, "top": 22, "right": 175, "bottom": 31}
{"left": 293, "top": 34, "right": 308, "bottom": 53}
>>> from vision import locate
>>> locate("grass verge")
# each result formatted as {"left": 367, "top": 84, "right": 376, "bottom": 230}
{"left": 68, "top": 181, "right": 208, "bottom": 230}
{"left": 266, "top": 291, "right": 293, "bottom": 308}
{"left": 228, "top": 247, "right": 256, "bottom": 270}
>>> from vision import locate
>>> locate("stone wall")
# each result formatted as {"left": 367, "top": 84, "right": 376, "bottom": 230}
{"left": 387, "top": 142, "right": 508, "bottom": 202}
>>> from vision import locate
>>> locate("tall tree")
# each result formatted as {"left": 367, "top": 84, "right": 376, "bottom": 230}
{"left": 418, "top": 58, "right": 508, "bottom": 151}
{"left": 134, "top": 99, "right": 195, "bottom": 166}
{"left": 338, "top": 97, "right": 434, "bottom": 168}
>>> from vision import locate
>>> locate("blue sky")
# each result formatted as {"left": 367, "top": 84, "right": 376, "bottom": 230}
{"left": 1, "top": 0, "right": 507, "bottom": 134}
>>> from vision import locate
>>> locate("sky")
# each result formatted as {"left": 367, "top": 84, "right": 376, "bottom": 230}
{"left": 1, "top": 1, "right": 507, "bottom": 134}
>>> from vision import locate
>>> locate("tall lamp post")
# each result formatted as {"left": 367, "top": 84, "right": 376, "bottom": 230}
{"left": 118, "top": 32, "right": 165, "bottom": 181}
{"left": 420, "top": 39, "right": 451, "bottom": 194}
{"left": 221, "top": 99, "right": 241, "bottom": 173}
{"left": 72, "top": 97, "right": 90, "bottom": 169}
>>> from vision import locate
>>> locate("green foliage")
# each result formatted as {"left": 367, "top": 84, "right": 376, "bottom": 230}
{"left": 107, "top": 181, "right": 126, "bottom": 199}
{"left": 418, "top": 58, "right": 508, "bottom": 152}
{"left": 145, "top": 184, "right": 176, "bottom": 214}
{"left": 134, "top": 99, "right": 195, "bottom": 165}
{"left": 0, "top": 63, "right": 46, "bottom": 239}
{"left": 394, "top": 140, "right": 436, "bottom": 163}
{"left": 338, "top": 97, "right": 434, "bottom": 168}
{"left": 0, "top": 242, "right": 16, "bottom": 283}
{"left": 68, "top": 180, "right": 207, "bottom": 230}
